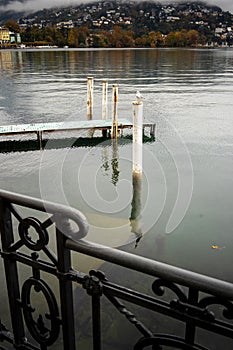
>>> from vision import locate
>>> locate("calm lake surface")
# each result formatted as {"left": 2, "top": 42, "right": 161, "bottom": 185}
{"left": 0, "top": 48, "right": 233, "bottom": 349}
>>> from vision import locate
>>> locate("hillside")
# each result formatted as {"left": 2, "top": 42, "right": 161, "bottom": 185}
{"left": 1, "top": 1, "right": 233, "bottom": 47}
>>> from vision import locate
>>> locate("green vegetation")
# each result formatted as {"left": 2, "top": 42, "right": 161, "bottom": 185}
{"left": 10, "top": 25, "right": 213, "bottom": 48}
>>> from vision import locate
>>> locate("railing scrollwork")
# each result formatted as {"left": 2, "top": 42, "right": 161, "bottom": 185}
{"left": 21, "top": 277, "right": 60, "bottom": 346}
{"left": 0, "top": 190, "right": 233, "bottom": 350}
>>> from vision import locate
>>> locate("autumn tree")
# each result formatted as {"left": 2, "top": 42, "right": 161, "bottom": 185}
{"left": 164, "top": 32, "right": 177, "bottom": 47}
{"left": 5, "top": 20, "right": 20, "bottom": 33}
{"left": 135, "top": 34, "right": 148, "bottom": 47}
{"left": 91, "top": 33, "right": 107, "bottom": 48}
{"left": 67, "top": 29, "right": 78, "bottom": 47}
{"left": 186, "top": 30, "right": 199, "bottom": 46}
{"left": 148, "top": 31, "right": 164, "bottom": 47}
{"left": 106, "top": 26, "right": 134, "bottom": 48}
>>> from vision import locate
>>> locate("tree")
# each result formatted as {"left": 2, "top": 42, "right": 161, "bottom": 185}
{"left": 77, "top": 26, "right": 89, "bottom": 47}
{"left": 135, "top": 35, "right": 148, "bottom": 47}
{"left": 5, "top": 20, "right": 20, "bottom": 33}
{"left": 175, "top": 29, "right": 188, "bottom": 47}
{"left": 91, "top": 34, "right": 107, "bottom": 48}
{"left": 186, "top": 30, "right": 199, "bottom": 47}
{"left": 67, "top": 29, "right": 77, "bottom": 47}
{"left": 164, "top": 32, "right": 177, "bottom": 47}
{"left": 148, "top": 31, "right": 164, "bottom": 47}
{"left": 106, "top": 26, "right": 135, "bottom": 48}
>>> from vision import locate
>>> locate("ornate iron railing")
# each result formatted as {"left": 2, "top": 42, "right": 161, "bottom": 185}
{"left": 0, "top": 189, "right": 233, "bottom": 349}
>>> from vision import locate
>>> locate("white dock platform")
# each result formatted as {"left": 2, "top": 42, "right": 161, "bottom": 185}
{"left": 0, "top": 119, "right": 155, "bottom": 139}
{"left": 0, "top": 119, "right": 133, "bottom": 135}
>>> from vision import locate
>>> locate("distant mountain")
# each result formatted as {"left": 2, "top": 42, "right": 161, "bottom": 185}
{"left": 0, "top": 0, "right": 231, "bottom": 30}
{"left": 0, "top": 0, "right": 29, "bottom": 23}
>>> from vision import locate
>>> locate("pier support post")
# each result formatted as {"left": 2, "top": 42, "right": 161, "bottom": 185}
{"left": 37, "top": 131, "right": 43, "bottom": 150}
{"left": 87, "top": 77, "right": 94, "bottom": 121}
{"left": 111, "top": 84, "right": 118, "bottom": 139}
{"left": 102, "top": 79, "right": 108, "bottom": 137}
{"left": 150, "top": 123, "right": 156, "bottom": 139}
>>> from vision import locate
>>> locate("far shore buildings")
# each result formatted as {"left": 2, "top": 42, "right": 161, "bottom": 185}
{"left": 0, "top": 26, "right": 21, "bottom": 44}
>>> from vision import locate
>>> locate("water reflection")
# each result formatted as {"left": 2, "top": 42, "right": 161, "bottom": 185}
{"left": 0, "top": 51, "right": 13, "bottom": 70}
{"left": 111, "top": 139, "right": 119, "bottom": 186}
{"left": 130, "top": 173, "right": 142, "bottom": 248}
{"left": 0, "top": 48, "right": 233, "bottom": 280}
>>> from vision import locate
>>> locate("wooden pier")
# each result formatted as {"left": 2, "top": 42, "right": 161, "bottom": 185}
{"left": 0, "top": 119, "right": 155, "bottom": 144}
{"left": 0, "top": 78, "right": 156, "bottom": 150}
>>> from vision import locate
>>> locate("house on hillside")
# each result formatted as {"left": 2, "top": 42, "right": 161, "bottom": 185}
{"left": 0, "top": 27, "right": 21, "bottom": 45}
{"left": 0, "top": 27, "right": 10, "bottom": 44}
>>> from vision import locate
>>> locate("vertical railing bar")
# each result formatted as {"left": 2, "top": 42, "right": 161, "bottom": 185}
{"left": 6, "top": 202, "right": 23, "bottom": 222}
{"left": 92, "top": 294, "right": 101, "bottom": 350}
{"left": 55, "top": 215, "right": 76, "bottom": 350}
{"left": 185, "top": 288, "right": 199, "bottom": 345}
{"left": 0, "top": 199, "right": 26, "bottom": 347}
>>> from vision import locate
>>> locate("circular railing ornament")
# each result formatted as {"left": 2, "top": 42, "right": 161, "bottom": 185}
{"left": 21, "top": 277, "right": 60, "bottom": 346}
{"left": 18, "top": 217, "right": 49, "bottom": 251}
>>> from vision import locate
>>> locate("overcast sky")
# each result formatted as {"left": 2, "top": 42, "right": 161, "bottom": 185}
{"left": 1, "top": 0, "right": 233, "bottom": 14}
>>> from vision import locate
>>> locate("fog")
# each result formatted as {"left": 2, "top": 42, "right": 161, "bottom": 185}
{"left": 0, "top": 0, "right": 233, "bottom": 14}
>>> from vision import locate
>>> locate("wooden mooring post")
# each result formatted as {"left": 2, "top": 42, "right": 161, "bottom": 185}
{"left": 87, "top": 77, "right": 94, "bottom": 121}
{"left": 102, "top": 79, "right": 108, "bottom": 121}
{"left": 132, "top": 97, "right": 143, "bottom": 177}
{"left": 102, "top": 79, "right": 108, "bottom": 137}
{"left": 130, "top": 95, "right": 143, "bottom": 247}
{"left": 111, "top": 84, "right": 119, "bottom": 139}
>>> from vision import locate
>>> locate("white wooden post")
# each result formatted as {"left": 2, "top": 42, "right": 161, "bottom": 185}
{"left": 131, "top": 95, "right": 143, "bottom": 246}
{"left": 102, "top": 79, "right": 108, "bottom": 137}
{"left": 102, "top": 79, "right": 108, "bottom": 120}
{"left": 132, "top": 99, "right": 143, "bottom": 177}
{"left": 111, "top": 84, "right": 118, "bottom": 139}
{"left": 87, "top": 77, "right": 94, "bottom": 120}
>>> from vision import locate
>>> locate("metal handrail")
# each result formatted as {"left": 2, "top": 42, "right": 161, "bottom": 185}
{"left": 0, "top": 189, "right": 89, "bottom": 240}
{"left": 1, "top": 189, "right": 231, "bottom": 300}
{"left": 66, "top": 238, "right": 233, "bottom": 300}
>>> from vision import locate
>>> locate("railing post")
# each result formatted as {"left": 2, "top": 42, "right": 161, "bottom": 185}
{"left": 0, "top": 199, "right": 26, "bottom": 347}
{"left": 185, "top": 288, "right": 198, "bottom": 345}
{"left": 87, "top": 77, "right": 94, "bottom": 121}
{"left": 111, "top": 84, "right": 118, "bottom": 139}
{"left": 56, "top": 216, "right": 76, "bottom": 350}
{"left": 92, "top": 289, "right": 102, "bottom": 350}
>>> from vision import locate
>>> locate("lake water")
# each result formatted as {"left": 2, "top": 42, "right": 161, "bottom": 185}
{"left": 0, "top": 47, "right": 233, "bottom": 349}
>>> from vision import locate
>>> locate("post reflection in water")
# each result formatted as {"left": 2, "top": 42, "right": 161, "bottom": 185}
{"left": 100, "top": 138, "right": 143, "bottom": 248}
{"left": 130, "top": 172, "right": 143, "bottom": 248}
{"left": 111, "top": 139, "right": 119, "bottom": 186}
{"left": 101, "top": 146, "right": 110, "bottom": 175}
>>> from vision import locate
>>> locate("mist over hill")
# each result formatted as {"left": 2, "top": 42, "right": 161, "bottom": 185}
{"left": 0, "top": 0, "right": 232, "bottom": 17}
{"left": 0, "top": 0, "right": 230, "bottom": 23}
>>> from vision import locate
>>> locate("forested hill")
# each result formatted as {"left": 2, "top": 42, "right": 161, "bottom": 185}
{"left": 1, "top": 1, "right": 233, "bottom": 47}
{"left": 0, "top": 0, "right": 232, "bottom": 31}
